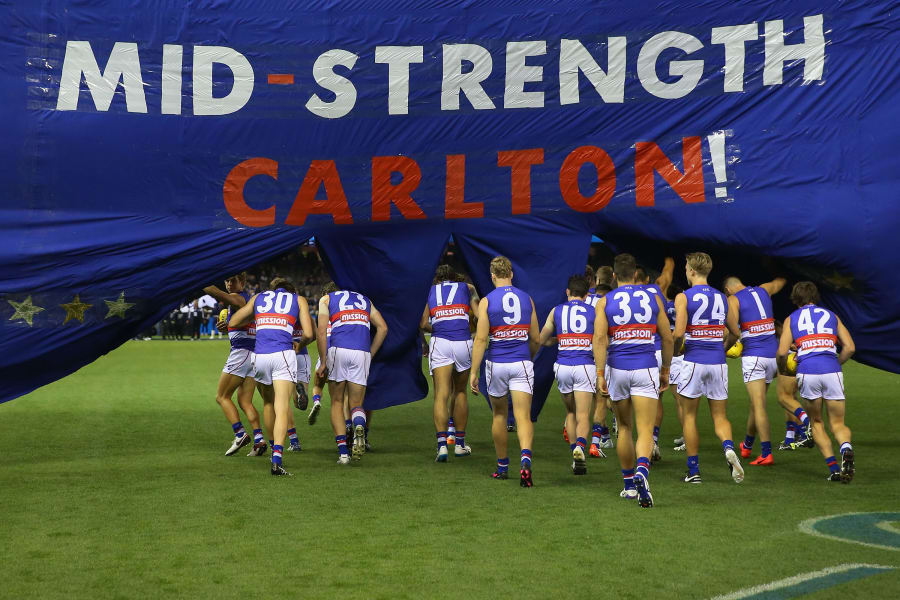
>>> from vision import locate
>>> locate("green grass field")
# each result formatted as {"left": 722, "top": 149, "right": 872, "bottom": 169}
{"left": 1, "top": 340, "right": 899, "bottom": 599}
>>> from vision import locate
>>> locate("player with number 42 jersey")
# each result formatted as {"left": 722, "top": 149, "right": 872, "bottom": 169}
{"left": 778, "top": 281, "right": 856, "bottom": 483}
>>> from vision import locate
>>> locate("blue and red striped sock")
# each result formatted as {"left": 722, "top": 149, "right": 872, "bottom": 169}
{"left": 351, "top": 407, "right": 366, "bottom": 429}
{"left": 436, "top": 431, "right": 448, "bottom": 448}
{"left": 743, "top": 435, "right": 755, "bottom": 450}
{"left": 272, "top": 445, "right": 283, "bottom": 466}
{"left": 232, "top": 422, "right": 245, "bottom": 439}
{"left": 653, "top": 426, "right": 660, "bottom": 444}
{"left": 760, "top": 441, "right": 772, "bottom": 458}
{"left": 794, "top": 408, "right": 810, "bottom": 428}
{"left": 521, "top": 449, "right": 532, "bottom": 469}
{"left": 825, "top": 455, "right": 839, "bottom": 473}
{"left": 253, "top": 429, "right": 264, "bottom": 444}
{"left": 335, "top": 435, "right": 348, "bottom": 457}
{"left": 287, "top": 428, "right": 299, "bottom": 446}
{"left": 592, "top": 423, "right": 603, "bottom": 445}
{"left": 784, "top": 422, "right": 796, "bottom": 443}
{"left": 622, "top": 468, "right": 636, "bottom": 490}
{"left": 722, "top": 440, "right": 735, "bottom": 452}
{"left": 497, "top": 457, "right": 509, "bottom": 474}
{"left": 455, "top": 430, "right": 465, "bottom": 447}
{"left": 636, "top": 457, "right": 651, "bottom": 480}
{"left": 312, "top": 394, "right": 321, "bottom": 404}
{"left": 576, "top": 437, "right": 587, "bottom": 451}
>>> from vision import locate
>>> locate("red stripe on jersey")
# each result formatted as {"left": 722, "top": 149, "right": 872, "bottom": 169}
{"left": 330, "top": 309, "right": 369, "bottom": 324}
{"left": 740, "top": 317, "right": 775, "bottom": 332}
{"left": 796, "top": 333, "right": 837, "bottom": 350}
{"left": 430, "top": 303, "right": 469, "bottom": 318}
{"left": 255, "top": 313, "right": 297, "bottom": 326}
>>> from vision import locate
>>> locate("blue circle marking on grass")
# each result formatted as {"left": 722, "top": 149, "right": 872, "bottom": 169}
{"left": 799, "top": 512, "right": 900, "bottom": 551}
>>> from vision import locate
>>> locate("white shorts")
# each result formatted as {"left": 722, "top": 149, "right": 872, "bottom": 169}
{"left": 485, "top": 360, "right": 534, "bottom": 398}
{"left": 326, "top": 346, "right": 371, "bottom": 386}
{"left": 607, "top": 366, "right": 660, "bottom": 402}
{"left": 223, "top": 348, "right": 254, "bottom": 378}
{"left": 554, "top": 363, "right": 597, "bottom": 394}
{"left": 295, "top": 352, "right": 312, "bottom": 384}
{"left": 798, "top": 372, "right": 845, "bottom": 401}
{"left": 253, "top": 350, "right": 298, "bottom": 385}
{"left": 669, "top": 355, "right": 683, "bottom": 385}
{"left": 677, "top": 361, "right": 728, "bottom": 400}
{"left": 742, "top": 356, "right": 777, "bottom": 384}
{"left": 429, "top": 337, "right": 472, "bottom": 373}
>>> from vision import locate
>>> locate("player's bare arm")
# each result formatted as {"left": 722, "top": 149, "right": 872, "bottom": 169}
{"left": 297, "top": 296, "right": 314, "bottom": 346}
{"left": 539, "top": 311, "right": 556, "bottom": 347}
{"left": 655, "top": 256, "right": 675, "bottom": 291}
{"left": 420, "top": 305, "right": 432, "bottom": 333}
{"left": 776, "top": 316, "right": 793, "bottom": 374}
{"left": 315, "top": 296, "right": 330, "bottom": 376}
{"left": 467, "top": 284, "right": 480, "bottom": 322}
{"left": 656, "top": 294, "right": 673, "bottom": 369}
{"left": 726, "top": 295, "right": 741, "bottom": 345}
{"left": 203, "top": 285, "right": 247, "bottom": 308}
{"left": 469, "top": 298, "right": 490, "bottom": 395}
{"left": 673, "top": 293, "right": 688, "bottom": 338}
{"left": 761, "top": 276, "right": 787, "bottom": 297}
{"left": 228, "top": 294, "right": 258, "bottom": 328}
{"left": 591, "top": 297, "right": 609, "bottom": 395}
{"left": 528, "top": 298, "right": 540, "bottom": 357}
{"left": 369, "top": 305, "right": 388, "bottom": 357}
{"left": 836, "top": 318, "right": 856, "bottom": 364}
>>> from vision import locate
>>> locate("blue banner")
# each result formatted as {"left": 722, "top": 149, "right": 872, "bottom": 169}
{"left": 1, "top": 1, "right": 898, "bottom": 404}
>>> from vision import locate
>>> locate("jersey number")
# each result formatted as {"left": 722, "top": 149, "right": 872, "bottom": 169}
{"left": 502, "top": 292, "right": 521, "bottom": 325}
{"left": 612, "top": 290, "right": 652, "bottom": 325}
{"left": 691, "top": 293, "right": 725, "bottom": 325}
{"left": 336, "top": 291, "right": 367, "bottom": 312}
{"left": 435, "top": 282, "right": 459, "bottom": 306}
{"left": 560, "top": 305, "right": 587, "bottom": 333}
{"left": 258, "top": 291, "right": 293, "bottom": 314}
{"left": 749, "top": 289, "right": 767, "bottom": 319}
{"left": 797, "top": 307, "right": 833, "bottom": 336}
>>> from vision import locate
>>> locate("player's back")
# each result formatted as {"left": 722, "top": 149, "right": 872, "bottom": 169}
{"left": 428, "top": 281, "right": 471, "bottom": 341}
{"left": 642, "top": 283, "right": 664, "bottom": 351}
{"left": 328, "top": 290, "right": 372, "bottom": 351}
{"left": 228, "top": 290, "right": 256, "bottom": 350}
{"left": 254, "top": 288, "right": 299, "bottom": 354}
{"left": 292, "top": 321, "right": 308, "bottom": 355}
{"left": 790, "top": 304, "right": 841, "bottom": 374}
{"left": 683, "top": 285, "right": 727, "bottom": 365}
{"left": 604, "top": 284, "right": 658, "bottom": 369}
{"left": 554, "top": 299, "right": 595, "bottom": 366}
{"left": 734, "top": 286, "right": 776, "bottom": 357}
{"left": 486, "top": 285, "right": 532, "bottom": 363}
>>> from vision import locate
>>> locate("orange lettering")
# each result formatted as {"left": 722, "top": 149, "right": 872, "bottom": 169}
{"left": 371, "top": 156, "right": 427, "bottom": 222}
{"left": 635, "top": 137, "right": 704, "bottom": 206}
{"left": 445, "top": 154, "right": 483, "bottom": 219}
{"left": 285, "top": 160, "right": 353, "bottom": 226}
{"left": 223, "top": 158, "right": 278, "bottom": 227}
{"left": 498, "top": 148, "right": 544, "bottom": 215}
{"left": 559, "top": 146, "right": 616, "bottom": 212}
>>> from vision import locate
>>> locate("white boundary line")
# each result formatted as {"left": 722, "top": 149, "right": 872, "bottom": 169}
{"left": 710, "top": 563, "right": 895, "bottom": 600}
{"left": 877, "top": 520, "right": 900, "bottom": 535}
{"left": 798, "top": 512, "right": 900, "bottom": 552}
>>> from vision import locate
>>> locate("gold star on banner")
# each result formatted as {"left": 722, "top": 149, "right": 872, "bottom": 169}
{"left": 60, "top": 294, "right": 92, "bottom": 324}
{"left": 824, "top": 271, "right": 854, "bottom": 291}
{"left": 8, "top": 296, "right": 44, "bottom": 326}
{"left": 104, "top": 291, "right": 135, "bottom": 319}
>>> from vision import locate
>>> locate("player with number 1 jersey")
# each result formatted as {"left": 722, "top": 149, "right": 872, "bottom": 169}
{"left": 540, "top": 275, "right": 596, "bottom": 475}
{"left": 593, "top": 254, "right": 673, "bottom": 508}
{"left": 778, "top": 281, "right": 856, "bottom": 483}
{"left": 316, "top": 287, "right": 388, "bottom": 464}
{"left": 673, "top": 253, "right": 743, "bottom": 485}
{"left": 470, "top": 256, "right": 539, "bottom": 487}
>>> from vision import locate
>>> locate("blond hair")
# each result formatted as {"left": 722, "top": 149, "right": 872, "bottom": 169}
{"left": 686, "top": 252, "right": 713, "bottom": 277}
{"left": 490, "top": 256, "right": 513, "bottom": 279}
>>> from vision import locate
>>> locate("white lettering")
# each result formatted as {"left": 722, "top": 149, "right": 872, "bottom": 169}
{"left": 306, "top": 49, "right": 359, "bottom": 119}
{"left": 559, "top": 37, "right": 627, "bottom": 105}
{"left": 441, "top": 44, "right": 496, "bottom": 111}
{"left": 374, "top": 46, "right": 424, "bottom": 115}
{"left": 764, "top": 15, "right": 825, "bottom": 86}
{"left": 192, "top": 46, "right": 254, "bottom": 116}
{"left": 161, "top": 44, "right": 182, "bottom": 114}
{"left": 57, "top": 41, "right": 147, "bottom": 113}
{"left": 710, "top": 23, "right": 758, "bottom": 92}
{"left": 503, "top": 40, "right": 546, "bottom": 109}
{"left": 637, "top": 31, "right": 704, "bottom": 99}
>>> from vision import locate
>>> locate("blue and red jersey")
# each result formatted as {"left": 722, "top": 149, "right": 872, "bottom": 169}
{"left": 553, "top": 299, "right": 595, "bottom": 366}
{"left": 642, "top": 283, "right": 664, "bottom": 351}
{"left": 253, "top": 288, "right": 300, "bottom": 354}
{"left": 328, "top": 290, "right": 372, "bottom": 352}
{"left": 486, "top": 286, "right": 533, "bottom": 363}
{"left": 227, "top": 290, "right": 255, "bottom": 351}
{"left": 735, "top": 286, "right": 776, "bottom": 358}
{"left": 664, "top": 299, "right": 676, "bottom": 332}
{"left": 292, "top": 321, "right": 308, "bottom": 356}
{"left": 683, "top": 285, "right": 727, "bottom": 365}
{"left": 428, "top": 281, "right": 471, "bottom": 342}
{"left": 789, "top": 304, "right": 841, "bottom": 374}
{"left": 604, "top": 285, "right": 658, "bottom": 370}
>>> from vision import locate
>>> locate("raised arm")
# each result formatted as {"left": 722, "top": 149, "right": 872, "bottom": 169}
{"left": 760, "top": 277, "right": 787, "bottom": 297}
{"left": 469, "top": 298, "right": 490, "bottom": 395}
{"left": 228, "top": 294, "right": 257, "bottom": 328}
{"left": 655, "top": 257, "right": 675, "bottom": 292}
{"left": 203, "top": 285, "right": 247, "bottom": 308}
{"left": 835, "top": 317, "right": 855, "bottom": 364}
{"left": 528, "top": 299, "right": 540, "bottom": 358}
{"left": 369, "top": 305, "right": 389, "bottom": 357}
{"left": 539, "top": 310, "right": 557, "bottom": 347}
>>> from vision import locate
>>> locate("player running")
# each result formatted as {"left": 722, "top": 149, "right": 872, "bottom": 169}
{"left": 469, "top": 256, "right": 540, "bottom": 487}
{"left": 587, "top": 266, "right": 615, "bottom": 455}
{"left": 594, "top": 254, "right": 673, "bottom": 508}
{"left": 636, "top": 258, "right": 675, "bottom": 462}
{"left": 203, "top": 273, "right": 266, "bottom": 457}
{"left": 309, "top": 281, "right": 338, "bottom": 425}
{"left": 540, "top": 275, "right": 596, "bottom": 475}
{"left": 664, "top": 284, "right": 687, "bottom": 452}
{"left": 229, "top": 278, "right": 313, "bottom": 476}
{"left": 723, "top": 275, "right": 800, "bottom": 466}
{"left": 673, "top": 252, "right": 744, "bottom": 484}
{"left": 421, "top": 265, "right": 479, "bottom": 462}
{"left": 316, "top": 286, "right": 388, "bottom": 464}
{"left": 777, "top": 281, "right": 856, "bottom": 483}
